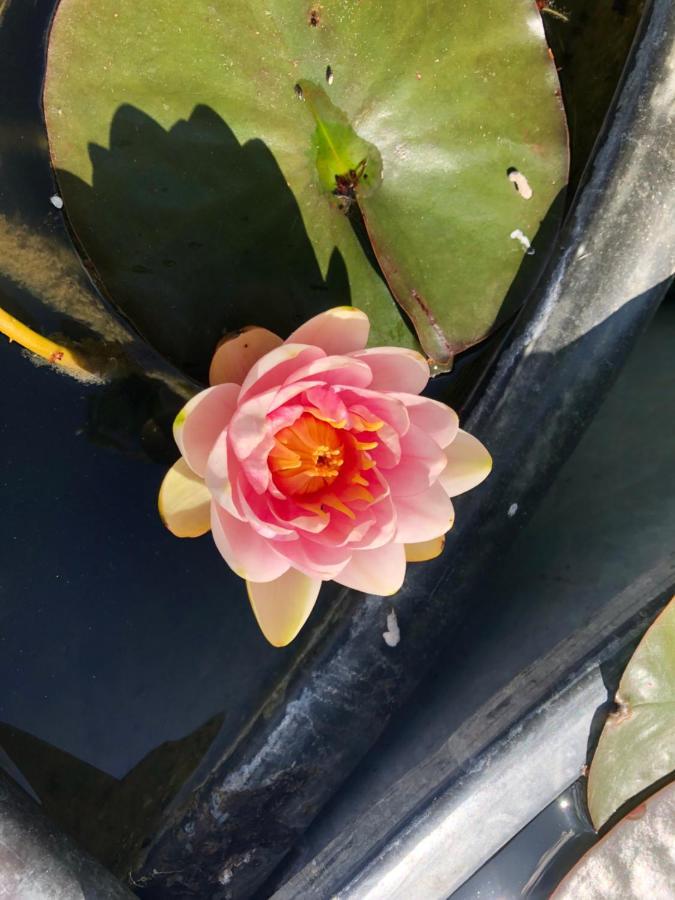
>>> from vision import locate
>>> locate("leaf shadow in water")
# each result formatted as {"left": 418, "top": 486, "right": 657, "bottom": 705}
{"left": 56, "top": 104, "right": 351, "bottom": 381}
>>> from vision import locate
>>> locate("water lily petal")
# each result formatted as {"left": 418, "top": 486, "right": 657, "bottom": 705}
{"left": 247, "top": 569, "right": 321, "bottom": 647}
{"left": 393, "top": 481, "right": 455, "bottom": 543}
{"left": 303, "top": 385, "right": 350, "bottom": 427}
{"left": 274, "top": 532, "right": 350, "bottom": 579}
{"left": 439, "top": 429, "right": 492, "bottom": 497}
{"left": 205, "top": 429, "right": 253, "bottom": 521}
{"left": 334, "top": 542, "right": 406, "bottom": 596}
{"left": 283, "top": 355, "right": 373, "bottom": 390}
{"left": 239, "top": 344, "right": 324, "bottom": 402}
{"left": 340, "top": 388, "right": 411, "bottom": 436}
{"left": 368, "top": 422, "right": 402, "bottom": 469}
{"left": 174, "top": 383, "right": 240, "bottom": 477}
{"left": 350, "top": 348, "right": 429, "bottom": 394}
{"left": 395, "top": 393, "right": 459, "bottom": 448}
{"left": 158, "top": 458, "right": 211, "bottom": 538}
{"left": 286, "top": 306, "right": 370, "bottom": 355}
{"left": 405, "top": 535, "right": 445, "bottom": 562}
{"left": 385, "top": 425, "right": 448, "bottom": 496}
{"left": 211, "top": 504, "right": 289, "bottom": 582}
{"left": 209, "top": 327, "right": 283, "bottom": 386}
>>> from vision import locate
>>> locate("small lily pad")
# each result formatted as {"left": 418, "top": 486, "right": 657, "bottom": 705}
{"left": 587, "top": 597, "right": 675, "bottom": 830}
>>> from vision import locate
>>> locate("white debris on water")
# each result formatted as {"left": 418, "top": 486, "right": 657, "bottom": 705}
{"left": 510, "top": 229, "right": 535, "bottom": 255}
{"left": 508, "top": 502, "right": 519, "bottom": 517}
{"left": 382, "top": 609, "right": 400, "bottom": 647}
{"left": 50, "top": 194, "right": 64, "bottom": 209}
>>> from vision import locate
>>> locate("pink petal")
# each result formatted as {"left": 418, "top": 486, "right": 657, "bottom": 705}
{"left": 174, "top": 383, "right": 240, "bottom": 477}
{"left": 247, "top": 569, "right": 321, "bottom": 647}
{"left": 350, "top": 347, "right": 429, "bottom": 394}
{"left": 392, "top": 481, "right": 455, "bottom": 543}
{"left": 283, "top": 355, "right": 373, "bottom": 390}
{"left": 234, "top": 481, "right": 297, "bottom": 540}
{"left": 314, "top": 511, "right": 377, "bottom": 548}
{"left": 286, "top": 307, "right": 370, "bottom": 355}
{"left": 368, "top": 422, "right": 401, "bottom": 469}
{"left": 341, "top": 389, "right": 411, "bottom": 436}
{"left": 239, "top": 344, "right": 324, "bottom": 402}
{"left": 439, "top": 430, "right": 492, "bottom": 497}
{"left": 334, "top": 542, "right": 406, "bottom": 596}
{"left": 211, "top": 504, "right": 290, "bottom": 582}
{"left": 269, "top": 496, "right": 330, "bottom": 535}
{"left": 227, "top": 411, "right": 276, "bottom": 492}
{"left": 205, "top": 430, "right": 246, "bottom": 520}
{"left": 303, "top": 385, "right": 349, "bottom": 426}
{"left": 384, "top": 425, "right": 448, "bottom": 496}
{"left": 209, "top": 327, "right": 283, "bottom": 386}
{"left": 274, "top": 533, "right": 350, "bottom": 579}
{"left": 394, "top": 394, "right": 459, "bottom": 448}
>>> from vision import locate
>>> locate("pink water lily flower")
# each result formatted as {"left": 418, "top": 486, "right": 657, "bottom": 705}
{"left": 159, "top": 307, "right": 491, "bottom": 646}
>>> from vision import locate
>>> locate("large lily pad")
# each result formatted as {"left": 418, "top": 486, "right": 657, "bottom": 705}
{"left": 587, "top": 597, "right": 675, "bottom": 829}
{"left": 44, "top": 0, "right": 567, "bottom": 375}
{"left": 553, "top": 780, "right": 675, "bottom": 899}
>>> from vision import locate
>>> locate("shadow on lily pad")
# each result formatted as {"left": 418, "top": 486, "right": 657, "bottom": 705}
{"left": 56, "top": 104, "right": 351, "bottom": 381}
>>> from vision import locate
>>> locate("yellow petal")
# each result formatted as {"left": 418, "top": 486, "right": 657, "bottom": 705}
{"left": 405, "top": 535, "right": 446, "bottom": 562}
{"left": 209, "top": 326, "right": 283, "bottom": 386}
{"left": 247, "top": 569, "right": 321, "bottom": 647}
{"left": 439, "top": 430, "right": 492, "bottom": 498}
{"left": 158, "top": 458, "right": 212, "bottom": 537}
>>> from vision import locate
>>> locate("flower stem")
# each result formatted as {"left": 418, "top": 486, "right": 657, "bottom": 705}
{"left": 0, "top": 305, "right": 99, "bottom": 380}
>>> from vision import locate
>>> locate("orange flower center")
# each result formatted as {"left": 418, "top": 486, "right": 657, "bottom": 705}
{"left": 269, "top": 412, "right": 345, "bottom": 496}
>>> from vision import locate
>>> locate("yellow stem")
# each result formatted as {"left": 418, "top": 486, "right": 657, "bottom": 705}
{"left": 0, "top": 305, "right": 97, "bottom": 379}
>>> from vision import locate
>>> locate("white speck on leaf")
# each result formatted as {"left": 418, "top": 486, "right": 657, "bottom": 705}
{"left": 508, "top": 503, "right": 518, "bottom": 517}
{"left": 510, "top": 229, "right": 535, "bottom": 255}
{"left": 507, "top": 168, "right": 533, "bottom": 199}
{"left": 50, "top": 195, "right": 64, "bottom": 209}
{"left": 383, "top": 610, "right": 400, "bottom": 647}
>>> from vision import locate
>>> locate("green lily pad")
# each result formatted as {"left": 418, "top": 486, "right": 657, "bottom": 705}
{"left": 44, "top": 0, "right": 567, "bottom": 375}
{"left": 588, "top": 597, "right": 675, "bottom": 830}
{"left": 553, "top": 780, "right": 675, "bottom": 899}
